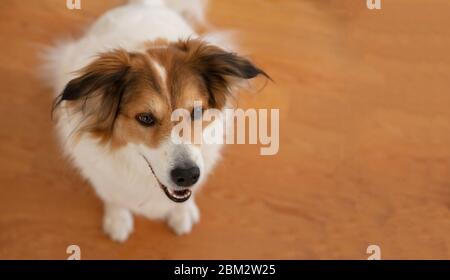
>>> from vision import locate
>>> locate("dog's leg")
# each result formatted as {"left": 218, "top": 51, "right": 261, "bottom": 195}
{"left": 167, "top": 200, "right": 200, "bottom": 235}
{"left": 103, "top": 203, "right": 134, "bottom": 242}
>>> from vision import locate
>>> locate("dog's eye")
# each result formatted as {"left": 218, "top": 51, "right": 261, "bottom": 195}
{"left": 191, "top": 106, "right": 204, "bottom": 121}
{"left": 136, "top": 113, "right": 156, "bottom": 127}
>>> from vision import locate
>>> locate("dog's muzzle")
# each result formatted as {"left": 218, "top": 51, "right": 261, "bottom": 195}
{"left": 141, "top": 155, "right": 195, "bottom": 203}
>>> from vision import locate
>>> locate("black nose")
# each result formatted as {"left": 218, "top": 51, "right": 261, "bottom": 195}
{"left": 170, "top": 165, "right": 200, "bottom": 187}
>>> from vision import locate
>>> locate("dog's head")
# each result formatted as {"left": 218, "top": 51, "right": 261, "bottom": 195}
{"left": 54, "top": 39, "right": 267, "bottom": 202}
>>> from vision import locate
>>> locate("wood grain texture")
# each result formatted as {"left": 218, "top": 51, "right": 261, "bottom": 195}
{"left": 0, "top": 0, "right": 449, "bottom": 259}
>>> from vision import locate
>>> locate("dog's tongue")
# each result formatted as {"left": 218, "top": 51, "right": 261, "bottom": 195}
{"left": 163, "top": 186, "right": 192, "bottom": 203}
{"left": 174, "top": 189, "right": 190, "bottom": 196}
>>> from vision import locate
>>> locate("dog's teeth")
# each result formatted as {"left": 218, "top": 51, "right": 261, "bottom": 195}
{"left": 169, "top": 189, "right": 190, "bottom": 199}
{"left": 163, "top": 187, "right": 191, "bottom": 202}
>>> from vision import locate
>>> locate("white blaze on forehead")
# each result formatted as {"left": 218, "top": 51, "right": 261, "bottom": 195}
{"left": 150, "top": 59, "right": 167, "bottom": 85}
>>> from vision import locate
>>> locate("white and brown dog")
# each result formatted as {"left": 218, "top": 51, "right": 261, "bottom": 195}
{"left": 46, "top": 0, "right": 267, "bottom": 242}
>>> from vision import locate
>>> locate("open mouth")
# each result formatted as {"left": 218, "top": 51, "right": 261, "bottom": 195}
{"left": 141, "top": 155, "right": 192, "bottom": 203}
{"left": 161, "top": 186, "right": 192, "bottom": 203}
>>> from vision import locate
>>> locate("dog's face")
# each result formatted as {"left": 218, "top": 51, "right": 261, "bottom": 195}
{"left": 55, "top": 39, "right": 267, "bottom": 203}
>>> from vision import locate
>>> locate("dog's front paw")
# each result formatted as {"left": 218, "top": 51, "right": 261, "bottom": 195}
{"left": 167, "top": 202, "right": 200, "bottom": 235}
{"left": 103, "top": 204, "right": 134, "bottom": 242}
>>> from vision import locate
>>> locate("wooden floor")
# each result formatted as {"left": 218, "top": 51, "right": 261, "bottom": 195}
{"left": 0, "top": 0, "right": 449, "bottom": 259}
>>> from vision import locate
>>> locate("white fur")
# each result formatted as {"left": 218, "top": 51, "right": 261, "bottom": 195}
{"left": 48, "top": 0, "right": 227, "bottom": 242}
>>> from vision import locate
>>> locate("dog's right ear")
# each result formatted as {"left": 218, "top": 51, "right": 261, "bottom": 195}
{"left": 172, "top": 39, "right": 270, "bottom": 109}
{"left": 53, "top": 50, "right": 137, "bottom": 133}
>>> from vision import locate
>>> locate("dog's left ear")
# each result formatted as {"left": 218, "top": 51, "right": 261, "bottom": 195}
{"left": 177, "top": 39, "right": 269, "bottom": 108}
{"left": 53, "top": 50, "right": 139, "bottom": 134}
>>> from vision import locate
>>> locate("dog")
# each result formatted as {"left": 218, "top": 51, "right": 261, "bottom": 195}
{"left": 46, "top": 0, "right": 267, "bottom": 242}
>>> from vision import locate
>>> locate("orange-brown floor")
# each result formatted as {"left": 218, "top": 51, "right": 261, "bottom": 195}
{"left": 0, "top": 0, "right": 449, "bottom": 259}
